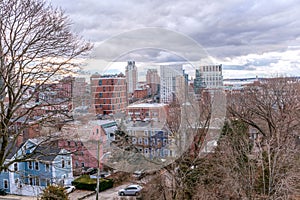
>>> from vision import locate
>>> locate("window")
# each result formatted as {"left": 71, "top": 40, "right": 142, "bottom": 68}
{"left": 164, "top": 149, "right": 169, "bottom": 157}
{"left": 132, "top": 138, "right": 137, "bottom": 144}
{"left": 29, "top": 177, "right": 33, "bottom": 186}
{"left": 35, "top": 177, "right": 40, "bottom": 186}
{"left": 98, "top": 80, "right": 102, "bottom": 85}
{"left": 14, "top": 163, "right": 18, "bottom": 171}
{"left": 62, "top": 159, "right": 65, "bottom": 168}
{"left": 99, "top": 93, "right": 103, "bottom": 98}
{"left": 28, "top": 161, "right": 33, "bottom": 170}
{"left": 163, "top": 139, "right": 167, "bottom": 146}
{"left": 144, "top": 130, "right": 148, "bottom": 136}
{"left": 46, "top": 163, "right": 50, "bottom": 172}
{"left": 3, "top": 180, "right": 8, "bottom": 189}
{"left": 144, "top": 138, "right": 148, "bottom": 145}
{"left": 46, "top": 179, "right": 51, "bottom": 186}
{"left": 68, "top": 160, "right": 71, "bottom": 166}
{"left": 35, "top": 162, "right": 39, "bottom": 170}
{"left": 138, "top": 138, "right": 143, "bottom": 145}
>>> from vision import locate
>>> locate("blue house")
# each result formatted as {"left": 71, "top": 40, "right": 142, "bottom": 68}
{"left": 0, "top": 139, "right": 73, "bottom": 196}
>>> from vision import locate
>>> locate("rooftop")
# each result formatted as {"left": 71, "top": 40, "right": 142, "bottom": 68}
{"left": 127, "top": 103, "right": 167, "bottom": 109}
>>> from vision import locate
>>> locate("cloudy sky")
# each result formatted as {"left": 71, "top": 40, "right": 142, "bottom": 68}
{"left": 49, "top": 0, "right": 300, "bottom": 78}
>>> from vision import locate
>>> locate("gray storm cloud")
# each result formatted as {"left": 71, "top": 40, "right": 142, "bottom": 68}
{"left": 50, "top": 0, "right": 300, "bottom": 77}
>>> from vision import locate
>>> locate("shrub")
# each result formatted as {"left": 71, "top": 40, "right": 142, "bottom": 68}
{"left": 72, "top": 175, "right": 113, "bottom": 191}
{"left": 39, "top": 185, "right": 68, "bottom": 200}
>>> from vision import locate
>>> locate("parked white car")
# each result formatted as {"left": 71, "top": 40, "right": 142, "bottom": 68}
{"left": 64, "top": 185, "right": 76, "bottom": 194}
{"left": 118, "top": 184, "right": 142, "bottom": 196}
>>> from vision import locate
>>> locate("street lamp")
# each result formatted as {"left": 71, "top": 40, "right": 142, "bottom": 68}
{"left": 96, "top": 151, "right": 111, "bottom": 200}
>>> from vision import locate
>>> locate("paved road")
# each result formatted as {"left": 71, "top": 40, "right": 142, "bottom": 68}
{"left": 84, "top": 182, "right": 141, "bottom": 200}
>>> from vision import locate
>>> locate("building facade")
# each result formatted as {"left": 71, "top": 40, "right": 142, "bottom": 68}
{"left": 0, "top": 139, "right": 73, "bottom": 196}
{"left": 146, "top": 69, "right": 160, "bottom": 96}
{"left": 125, "top": 103, "right": 175, "bottom": 159}
{"left": 125, "top": 61, "right": 137, "bottom": 96}
{"left": 198, "top": 64, "right": 223, "bottom": 89}
{"left": 90, "top": 73, "right": 127, "bottom": 115}
{"left": 160, "top": 65, "right": 183, "bottom": 103}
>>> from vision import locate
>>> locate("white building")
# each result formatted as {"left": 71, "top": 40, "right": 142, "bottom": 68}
{"left": 160, "top": 65, "right": 183, "bottom": 103}
{"left": 125, "top": 61, "right": 137, "bottom": 95}
{"left": 199, "top": 64, "right": 223, "bottom": 89}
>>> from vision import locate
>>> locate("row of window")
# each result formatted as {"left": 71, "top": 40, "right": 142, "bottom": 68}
{"left": 97, "top": 86, "right": 126, "bottom": 92}
{"left": 137, "top": 148, "right": 172, "bottom": 157}
{"left": 2, "top": 177, "right": 45, "bottom": 189}
{"left": 95, "top": 104, "right": 122, "bottom": 110}
{"left": 132, "top": 137, "right": 170, "bottom": 146}
{"left": 98, "top": 79, "right": 125, "bottom": 86}
{"left": 127, "top": 130, "right": 168, "bottom": 137}
{"left": 2, "top": 160, "right": 70, "bottom": 174}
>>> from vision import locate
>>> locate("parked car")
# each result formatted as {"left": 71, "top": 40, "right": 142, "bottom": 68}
{"left": 86, "top": 167, "right": 98, "bottom": 175}
{"left": 118, "top": 184, "right": 142, "bottom": 196}
{"left": 64, "top": 186, "right": 76, "bottom": 194}
{"left": 132, "top": 170, "right": 144, "bottom": 180}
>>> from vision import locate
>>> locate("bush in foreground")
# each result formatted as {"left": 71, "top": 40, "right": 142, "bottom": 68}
{"left": 72, "top": 175, "right": 113, "bottom": 191}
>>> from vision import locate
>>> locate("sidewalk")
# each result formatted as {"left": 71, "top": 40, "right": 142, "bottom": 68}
{"left": 0, "top": 195, "right": 37, "bottom": 200}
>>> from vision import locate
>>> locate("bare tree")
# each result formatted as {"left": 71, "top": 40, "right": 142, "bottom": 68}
{"left": 142, "top": 88, "right": 221, "bottom": 200}
{"left": 142, "top": 78, "right": 300, "bottom": 200}
{"left": 224, "top": 77, "right": 300, "bottom": 199}
{"left": 0, "top": 0, "right": 92, "bottom": 170}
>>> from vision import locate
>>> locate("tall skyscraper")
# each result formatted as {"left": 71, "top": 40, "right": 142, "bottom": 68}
{"left": 198, "top": 64, "right": 223, "bottom": 89}
{"left": 125, "top": 61, "right": 137, "bottom": 96}
{"left": 146, "top": 69, "right": 160, "bottom": 95}
{"left": 160, "top": 64, "right": 183, "bottom": 103}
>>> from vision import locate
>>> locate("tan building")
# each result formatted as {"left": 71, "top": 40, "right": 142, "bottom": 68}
{"left": 146, "top": 69, "right": 160, "bottom": 95}
{"left": 90, "top": 73, "right": 127, "bottom": 115}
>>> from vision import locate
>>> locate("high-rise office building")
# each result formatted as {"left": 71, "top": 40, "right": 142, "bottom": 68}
{"left": 160, "top": 64, "right": 183, "bottom": 103}
{"left": 146, "top": 69, "right": 160, "bottom": 95}
{"left": 90, "top": 73, "right": 127, "bottom": 115}
{"left": 198, "top": 64, "right": 223, "bottom": 89}
{"left": 193, "top": 69, "right": 205, "bottom": 94}
{"left": 125, "top": 61, "right": 137, "bottom": 96}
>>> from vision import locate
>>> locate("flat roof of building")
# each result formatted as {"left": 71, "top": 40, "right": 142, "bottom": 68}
{"left": 127, "top": 103, "right": 167, "bottom": 108}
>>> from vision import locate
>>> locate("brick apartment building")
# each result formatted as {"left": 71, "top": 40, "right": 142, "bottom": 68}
{"left": 90, "top": 73, "right": 127, "bottom": 115}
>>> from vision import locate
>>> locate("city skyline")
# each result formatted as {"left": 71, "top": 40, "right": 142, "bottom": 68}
{"left": 48, "top": 0, "right": 300, "bottom": 79}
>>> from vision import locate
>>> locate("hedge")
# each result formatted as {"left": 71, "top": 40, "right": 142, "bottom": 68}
{"left": 72, "top": 175, "right": 114, "bottom": 191}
